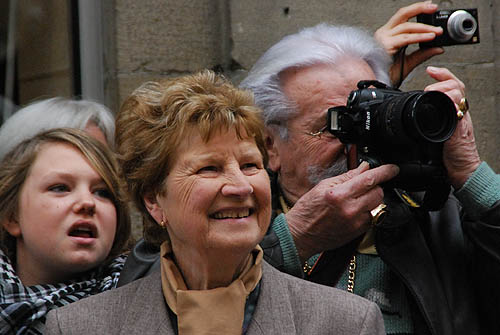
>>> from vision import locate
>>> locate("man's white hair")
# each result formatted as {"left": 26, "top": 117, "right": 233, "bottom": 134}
{"left": 240, "top": 23, "right": 391, "bottom": 139}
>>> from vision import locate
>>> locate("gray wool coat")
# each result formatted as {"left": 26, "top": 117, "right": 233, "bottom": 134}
{"left": 44, "top": 261, "right": 385, "bottom": 335}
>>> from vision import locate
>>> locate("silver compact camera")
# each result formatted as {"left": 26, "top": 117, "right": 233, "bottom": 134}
{"left": 417, "top": 8, "right": 479, "bottom": 47}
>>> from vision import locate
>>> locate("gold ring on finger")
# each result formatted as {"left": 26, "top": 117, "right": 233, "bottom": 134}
{"left": 457, "top": 97, "right": 469, "bottom": 120}
{"left": 370, "top": 204, "right": 388, "bottom": 227}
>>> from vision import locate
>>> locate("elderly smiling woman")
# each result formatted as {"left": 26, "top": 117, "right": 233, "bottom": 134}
{"left": 44, "top": 70, "right": 384, "bottom": 335}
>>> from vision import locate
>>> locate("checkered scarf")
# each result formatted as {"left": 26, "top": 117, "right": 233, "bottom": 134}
{"left": 0, "top": 249, "right": 126, "bottom": 335}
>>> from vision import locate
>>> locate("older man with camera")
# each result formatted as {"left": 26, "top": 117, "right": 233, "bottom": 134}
{"left": 240, "top": 7, "right": 499, "bottom": 335}
{"left": 116, "top": 2, "right": 498, "bottom": 334}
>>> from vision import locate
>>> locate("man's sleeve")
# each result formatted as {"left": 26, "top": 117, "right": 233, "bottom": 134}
{"left": 458, "top": 161, "right": 500, "bottom": 334}
{"left": 455, "top": 161, "right": 500, "bottom": 219}
{"left": 260, "top": 214, "right": 303, "bottom": 278}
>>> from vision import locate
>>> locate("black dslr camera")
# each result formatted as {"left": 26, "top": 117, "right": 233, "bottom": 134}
{"left": 417, "top": 8, "right": 479, "bottom": 48}
{"left": 327, "top": 81, "right": 458, "bottom": 208}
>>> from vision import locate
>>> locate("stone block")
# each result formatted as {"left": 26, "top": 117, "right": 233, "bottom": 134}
{"left": 16, "top": 0, "right": 72, "bottom": 80}
{"left": 115, "top": 0, "right": 223, "bottom": 73}
{"left": 231, "top": 0, "right": 371, "bottom": 71}
{"left": 230, "top": 0, "right": 499, "bottom": 172}
{"left": 18, "top": 71, "right": 72, "bottom": 104}
{"left": 231, "top": 0, "right": 493, "bottom": 70}
{"left": 116, "top": 72, "right": 192, "bottom": 108}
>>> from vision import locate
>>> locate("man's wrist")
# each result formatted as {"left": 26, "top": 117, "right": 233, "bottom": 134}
{"left": 449, "top": 161, "right": 481, "bottom": 190}
{"left": 455, "top": 161, "right": 500, "bottom": 216}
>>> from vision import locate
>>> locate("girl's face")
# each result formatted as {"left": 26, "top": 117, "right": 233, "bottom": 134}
{"left": 3, "top": 142, "right": 117, "bottom": 285}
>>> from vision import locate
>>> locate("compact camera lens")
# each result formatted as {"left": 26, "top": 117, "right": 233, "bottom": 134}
{"left": 447, "top": 10, "right": 477, "bottom": 42}
{"left": 463, "top": 19, "right": 474, "bottom": 31}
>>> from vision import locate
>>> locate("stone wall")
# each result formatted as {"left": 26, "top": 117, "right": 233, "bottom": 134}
{"left": 107, "top": 0, "right": 499, "bottom": 170}
{"left": 16, "top": 0, "right": 73, "bottom": 103}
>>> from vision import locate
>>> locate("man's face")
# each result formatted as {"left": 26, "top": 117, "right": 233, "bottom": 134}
{"left": 269, "top": 58, "right": 377, "bottom": 203}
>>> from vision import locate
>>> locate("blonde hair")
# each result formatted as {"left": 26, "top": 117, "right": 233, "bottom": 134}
{"left": 0, "top": 128, "right": 131, "bottom": 264}
{"left": 116, "top": 70, "right": 267, "bottom": 247}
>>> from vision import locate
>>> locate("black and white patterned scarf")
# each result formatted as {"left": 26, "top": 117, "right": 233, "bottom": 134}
{"left": 0, "top": 249, "right": 126, "bottom": 335}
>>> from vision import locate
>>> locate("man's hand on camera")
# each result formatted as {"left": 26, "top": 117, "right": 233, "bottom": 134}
{"left": 375, "top": 1, "right": 444, "bottom": 86}
{"left": 424, "top": 66, "right": 480, "bottom": 189}
{"left": 285, "top": 162, "right": 400, "bottom": 263}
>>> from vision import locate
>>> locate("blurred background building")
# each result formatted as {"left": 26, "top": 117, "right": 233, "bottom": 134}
{"left": 1, "top": 0, "right": 498, "bottom": 170}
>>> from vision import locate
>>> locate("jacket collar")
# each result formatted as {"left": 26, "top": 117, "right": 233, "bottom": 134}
{"left": 119, "top": 262, "right": 299, "bottom": 335}
{"left": 247, "top": 261, "right": 297, "bottom": 334}
{"left": 120, "top": 271, "right": 174, "bottom": 334}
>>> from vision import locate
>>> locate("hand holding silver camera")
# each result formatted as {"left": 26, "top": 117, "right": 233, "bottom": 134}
{"left": 417, "top": 8, "right": 479, "bottom": 47}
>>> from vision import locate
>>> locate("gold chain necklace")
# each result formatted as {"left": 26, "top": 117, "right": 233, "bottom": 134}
{"left": 304, "top": 254, "right": 357, "bottom": 293}
{"left": 347, "top": 255, "right": 356, "bottom": 293}
{"left": 280, "top": 194, "right": 358, "bottom": 291}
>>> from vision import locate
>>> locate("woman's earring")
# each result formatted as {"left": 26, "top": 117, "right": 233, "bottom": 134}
{"left": 159, "top": 220, "right": 166, "bottom": 228}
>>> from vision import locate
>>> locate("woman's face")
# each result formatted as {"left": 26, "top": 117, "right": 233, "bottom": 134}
{"left": 5, "top": 143, "right": 117, "bottom": 285}
{"left": 150, "top": 128, "right": 271, "bottom": 260}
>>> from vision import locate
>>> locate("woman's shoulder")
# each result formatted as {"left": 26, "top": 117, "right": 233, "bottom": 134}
{"left": 58, "top": 273, "right": 156, "bottom": 311}
{"left": 261, "top": 260, "right": 362, "bottom": 302}
{"left": 263, "top": 263, "right": 378, "bottom": 315}
{"left": 53, "top": 279, "right": 145, "bottom": 328}
{"left": 43, "top": 274, "right": 166, "bottom": 335}
{"left": 257, "top": 261, "right": 385, "bottom": 334}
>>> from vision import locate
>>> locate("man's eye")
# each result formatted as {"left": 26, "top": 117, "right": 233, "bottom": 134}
{"left": 48, "top": 184, "right": 69, "bottom": 193}
{"left": 94, "top": 188, "right": 113, "bottom": 199}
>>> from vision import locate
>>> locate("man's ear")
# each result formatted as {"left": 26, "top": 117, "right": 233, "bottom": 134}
{"left": 143, "top": 192, "right": 165, "bottom": 225}
{"left": 2, "top": 218, "right": 22, "bottom": 238}
{"left": 265, "top": 130, "right": 281, "bottom": 173}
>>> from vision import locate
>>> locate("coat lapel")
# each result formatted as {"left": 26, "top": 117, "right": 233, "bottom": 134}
{"left": 118, "top": 262, "right": 299, "bottom": 335}
{"left": 376, "top": 215, "right": 454, "bottom": 335}
{"left": 247, "top": 262, "right": 297, "bottom": 334}
{"left": 120, "top": 271, "right": 175, "bottom": 335}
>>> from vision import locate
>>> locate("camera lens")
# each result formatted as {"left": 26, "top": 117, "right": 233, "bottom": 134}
{"left": 447, "top": 10, "right": 477, "bottom": 42}
{"left": 411, "top": 91, "right": 457, "bottom": 143}
{"left": 373, "top": 91, "right": 456, "bottom": 145}
{"left": 416, "top": 103, "right": 445, "bottom": 137}
{"left": 462, "top": 19, "right": 474, "bottom": 31}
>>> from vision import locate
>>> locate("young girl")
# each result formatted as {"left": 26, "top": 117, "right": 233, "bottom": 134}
{"left": 0, "top": 128, "right": 131, "bottom": 334}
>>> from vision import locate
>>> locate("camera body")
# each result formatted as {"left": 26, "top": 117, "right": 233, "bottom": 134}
{"left": 417, "top": 8, "right": 479, "bottom": 48}
{"left": 327, "top": 80, "right": 457, "bottom": 192}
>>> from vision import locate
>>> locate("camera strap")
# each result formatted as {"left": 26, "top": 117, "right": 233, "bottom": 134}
{"left": 393, "top": 46, "right": 408, "bottom": 89}
{"left": 394, "top": 189, "right": 421, "bottom": 208}
{"left": 393, "top": 182, "right": 450, "bottom": 211}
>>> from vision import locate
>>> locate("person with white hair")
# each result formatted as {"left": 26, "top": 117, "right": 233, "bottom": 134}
{"left": 0, "top": 97, "right": 115, "bottom": 161}
{"left": 240, "top": 19, "right": 499, "bottom": 335}
{"left": 43, "top": 70, "right": 385, "bottom": 335}
{"left": 115, "top": 2, "right": 500, "bottom": 334}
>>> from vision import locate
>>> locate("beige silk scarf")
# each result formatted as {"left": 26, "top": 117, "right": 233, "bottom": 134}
{"left": 160, "top": 241, "right": 263, "bottom": 335}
